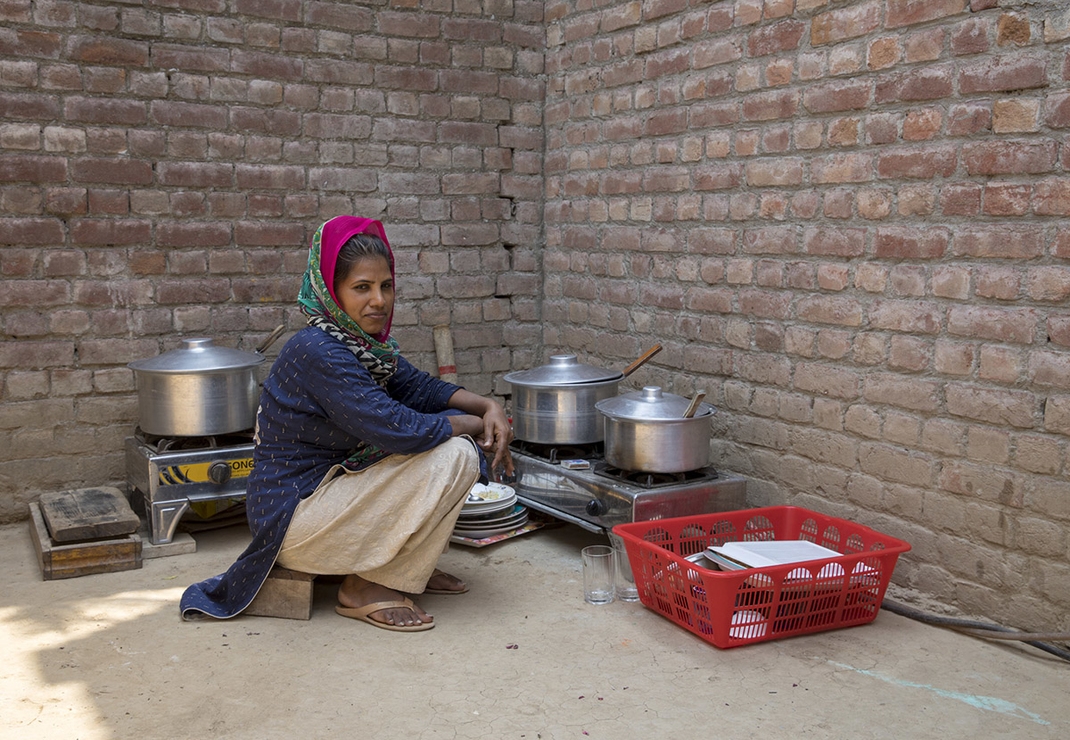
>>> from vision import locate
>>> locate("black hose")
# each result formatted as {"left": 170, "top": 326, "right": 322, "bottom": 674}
{"left": 881, "top": 598, "right": 1070, "bottom": 663}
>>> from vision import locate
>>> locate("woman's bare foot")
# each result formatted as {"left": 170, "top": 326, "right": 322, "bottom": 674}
{"left": 338, "top": 575, "right": 432, "bottom": 627}
{"left": 425, "top": 568, "right": 468, "bottom": 594}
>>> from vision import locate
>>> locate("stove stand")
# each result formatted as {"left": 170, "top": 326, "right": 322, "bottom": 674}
{"left": 125, "top": 429, "right": 254, "bottom": 545}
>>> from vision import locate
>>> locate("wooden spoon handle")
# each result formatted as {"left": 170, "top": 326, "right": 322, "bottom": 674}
{"left": 621, "top": 343, "right": 663, "bottom": 377}
{"left": 683, "top": 390, "right": 707, "bottom": 418}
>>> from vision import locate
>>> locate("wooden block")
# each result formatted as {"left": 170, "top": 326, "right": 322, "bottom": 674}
{"left": 245, "top": 567, "right": 315, "bottom": 620}
{"left": 39, "top": 486, "right": 140, "bottom": 543}
{"left": 29, "top": 502, "right": 142, "bottom": 580}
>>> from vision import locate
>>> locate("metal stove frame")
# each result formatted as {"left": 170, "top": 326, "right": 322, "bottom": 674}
{"left": 125, "top": 431, "right": 254, "bottom": 545}
{"left": 507, "top": 442, "right": 746, "bottom": 534}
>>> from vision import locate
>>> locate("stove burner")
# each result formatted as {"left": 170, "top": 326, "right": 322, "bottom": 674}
{"left": 594, "top": 463, "right": 720, "bottom": 489}
{"left": 510, "top": 439, "right": 603, "bottom": 464}
{"left": 136, "top": 427, "right": 254, "bottom": 454}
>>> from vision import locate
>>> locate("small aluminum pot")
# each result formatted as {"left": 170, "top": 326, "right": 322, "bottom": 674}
{"left": 595, "top": 386, "right": 717, "bottom": 473}
{"left": 128, "top": 338, "right": 266, "bottom": 437}
{"left": 503, "top": 355, "right": 622, "bottom": 445}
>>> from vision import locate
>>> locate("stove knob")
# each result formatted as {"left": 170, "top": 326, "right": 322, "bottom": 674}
{"left": 208, "top": 461, "right": 232, "bottom": 484}
{"left": 584, "top": 499, "right": 606, "bottom": 517}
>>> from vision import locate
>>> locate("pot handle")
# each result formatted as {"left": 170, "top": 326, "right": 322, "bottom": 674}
{"left": 621, "top": 343, "right": 662, "bottom": 377}
{"left": 256, "top": 324, "right": 287, "bottom": 355}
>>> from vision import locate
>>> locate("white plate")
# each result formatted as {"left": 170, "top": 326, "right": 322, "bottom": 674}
{"left": 457, "top": 510, "right": 528, "bottom": 531}
{"left": 459, "top": 503, "right": 527, "bottom": 526}
{"left": 466, "top": 482, "right": 516, "bottom": 503}
{"left": 461, "top": 493, "right": 516, "bottom": 516}
{"left": 453, "top": 519, "right": 530, "bottom": 539}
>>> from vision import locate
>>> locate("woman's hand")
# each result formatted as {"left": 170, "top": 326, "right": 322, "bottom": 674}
{"left": 447, "top": 390, "right": 514, "bottom": 477}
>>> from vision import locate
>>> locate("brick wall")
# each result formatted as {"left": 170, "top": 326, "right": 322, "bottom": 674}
{"left": 544, "top": 0, "right": 1070, "bottom": 631}
{"left": 3, "top": 0, "right": 1069, "bottom": 631}
{"left": 0, "top": 1, "right": 545, "bottom": 517}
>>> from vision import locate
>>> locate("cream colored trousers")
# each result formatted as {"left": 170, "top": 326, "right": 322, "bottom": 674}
{"left": 276, "top": 437, "right": 479, "bottom": 593}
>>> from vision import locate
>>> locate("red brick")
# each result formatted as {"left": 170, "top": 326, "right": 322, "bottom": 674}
{"left": 887, "top": 0, "right": 968, "bottom": 29}
{"left": 694, "top": 163, "right": 743, "bottom": 190}
{"left": 689, "top": 228, "right": 736, "bottom": 254}
{"left": 746, "top": 157, "right": 804, "bottom": 186}
{"left": 963, "top": 140, "right": 1058, "bottom": 175}
{"left": 646, "top": 46, "right": 690, "bottom": 79}
{"left": 232, "top": 0, "right": 301, "bottom": 21}
{"left": 306, "top": 2, "right": 373, "bottom": 31}
{"left": 645, "top": 0, "right": 688, "bottom": 21}
{"left": 1044, "top": 92, "right": 1070, "bottom": 128}
{"left": 937, "top": 184, "right": 980, "bottom": 217}
{"left": 948, "top": 305, "right": 1037, "bottom": 343}
{"left": 739, "top": 289, "right": 792, "bottom": 319}
{"left": 157, "top": 162, "right": 233, "bottom": 188}
{"left": 742, "top": 225, "right": 798, "bottom": 254}
{"left": 67, "top": 35, "right": 148, "bottom": 65}
{"left": 0, "top": 154, "right": 67, "bottom": 183}
{"left": 951, "top": 17, "right": 991, "bottom": 55}
{"left": 304, "top": 113, "right": 373, "bottom": 139}
{"left": 870, "top": 299, "right": 942, "bottom": 334}
{"left": 863, "top": 373, "right": 942, "bottom": 412}
{"left": 150, "top": 100, "right": 228, "bottom": 130}
{"left": 0, "top": 217, "right": 64, "bottom": 246}
{"left": 803, "top": 227, "right": 866, "bottom": 257}
{"left": 64, "top": 96, "right": 147, "bottom": 125}
{"left": 155, "top": 278, "right": 233, "bottom": 305}
{"left": 742, "top": 89, "right": 799, "bottom": 121}
{"left": 230, "top": 107, "right": 302, "bottom": 136}
{"left": 803, "top": 79, "right": 871, "bottom": 113}
{"left": 798, "top": 295, "right": 864, "bottom": 326}
{"left": 644, "top": 108, "right": 688, "bottom": 136}
{"left": 151, "top": 43, "right": 229, "bottom": 72}
{"left": 811, "top": 153, "right": 872, "bottom": 183}
{"left": 0, "top": 340, "right": 74, "bottom": 368}
{"left": 156, "top": 222, "right": 232, "bottom": 248}
{"left": 952, "top": 226, "right": 1045, "bottom": 259}
{"left": 235, "top": 164, "right": 305, "bottom": 190}
{"left": 70, "top": 219, "right": 151, "bottom": 246}
{"left": 1031, "top": 350, "right": 1070, "bottom": 389}
{"left": 875, "top": 66, "right": 954, "bottom": 102}
{"left": 877, "top": 145, "right": 957, "bottom": 179}
{"left": 812, "top": 1, "right": 881, "bottom": 45}
{"left": 231, "top": 50, "right": 303, "bottom": 80}
{"left": 748, "top": 19, "right": 806, "bottom": 56}
{"left": 70, "top": 158, "right": 153, "bottom": 185}
{"left": 0, "top": 92, "right": 61, "bottom": 121}
{"left": 439, "top": 121, "right": 498, "bottom": 146}
{"left": 693, "top": 37, "right": 743, "bottom": 69}
{"left": 945, "top": 383, "right": 1035, "bottom": 428}
{"left": 691, "top": 101, "right": 739, "bottom": 128}
{"left": 1027, "top": 267, "right": 1070, "bottom": 302}
{"left": 983, "top": 183, "right": 1031, "bottom": 216}
{"left": 1048, "top": 316, "right": 1070, "bottom": 348}
{"left": 234, "top": 221, "right": 305, "bottom": 247}
{"left": 960, "top": 54, "right": 1047, "bottom": 94}
{"left": 948, "top": 102, "right": 992, "bottom": 135}
{"left": 1034, "top": 179, "right": 1070, "bottom": 216}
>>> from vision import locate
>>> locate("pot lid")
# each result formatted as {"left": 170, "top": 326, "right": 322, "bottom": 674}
{"left": 596, "top": 386, "right": 716, "bottom": 421}
{"left": 503, "top": 354, "right": 622, "bottom": 386}
{"left": 127, "top": 338, "right": 265, "bottom": 374}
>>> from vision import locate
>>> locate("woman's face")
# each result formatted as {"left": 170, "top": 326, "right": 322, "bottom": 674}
{"left": 335, "top": 255, "right": 394, "bottom": 336}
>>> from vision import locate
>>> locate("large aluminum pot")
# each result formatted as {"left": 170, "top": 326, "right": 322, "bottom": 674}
{"left": 503, "top": 355, "right": 622, "bottom": 445}
{"left": 595, "top": 386, "right": 717, "bottom": 473}
{"left": 128, "top": 336, "right": 271, "bottom": 437}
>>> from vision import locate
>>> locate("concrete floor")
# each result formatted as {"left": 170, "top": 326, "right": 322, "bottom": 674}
{"left": 2, "top": 518, "right": 1068, "bottom": 740}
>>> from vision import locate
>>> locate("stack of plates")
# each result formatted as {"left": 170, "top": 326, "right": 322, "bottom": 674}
{"left": 454, "top": 482, "right": 528, "bottom": 539}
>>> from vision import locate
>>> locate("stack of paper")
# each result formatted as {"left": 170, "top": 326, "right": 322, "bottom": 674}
{"left": 704, "top": 540, "right": 842, "bottom": 571}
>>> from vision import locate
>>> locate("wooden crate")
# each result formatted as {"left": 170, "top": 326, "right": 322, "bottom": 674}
{"left": 29, "top": 502, "right": 142, "bottom": 580}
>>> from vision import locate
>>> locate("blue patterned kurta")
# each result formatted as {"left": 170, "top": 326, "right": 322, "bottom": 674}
{"left": 179, "top": 326, "right": 477, "bottom": 620}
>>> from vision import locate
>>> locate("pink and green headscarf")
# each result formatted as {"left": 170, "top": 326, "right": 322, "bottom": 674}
{"left": 298, "top": 216, "right": 401, "bottom": 468}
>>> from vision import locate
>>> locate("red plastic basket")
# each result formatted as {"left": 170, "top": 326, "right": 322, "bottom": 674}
{"left": 612, "top": 506, "right": 911, "bottom": 648}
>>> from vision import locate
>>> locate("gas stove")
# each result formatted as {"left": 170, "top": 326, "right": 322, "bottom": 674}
{"left": 507, "top": 440, "right": 746, "bottom": 534}
{"left": 125, "top": 428, "right": 253, "bottom": 545}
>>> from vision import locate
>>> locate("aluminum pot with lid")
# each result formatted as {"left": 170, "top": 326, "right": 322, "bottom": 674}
{"left": 128, "top": 329, "right": 282, "bottom": 437}
{"left": 595, "top": 386, "right": 717, "bottom": 473}
{"left": 503, "top": 355, "right": 622, "bottom": 445}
